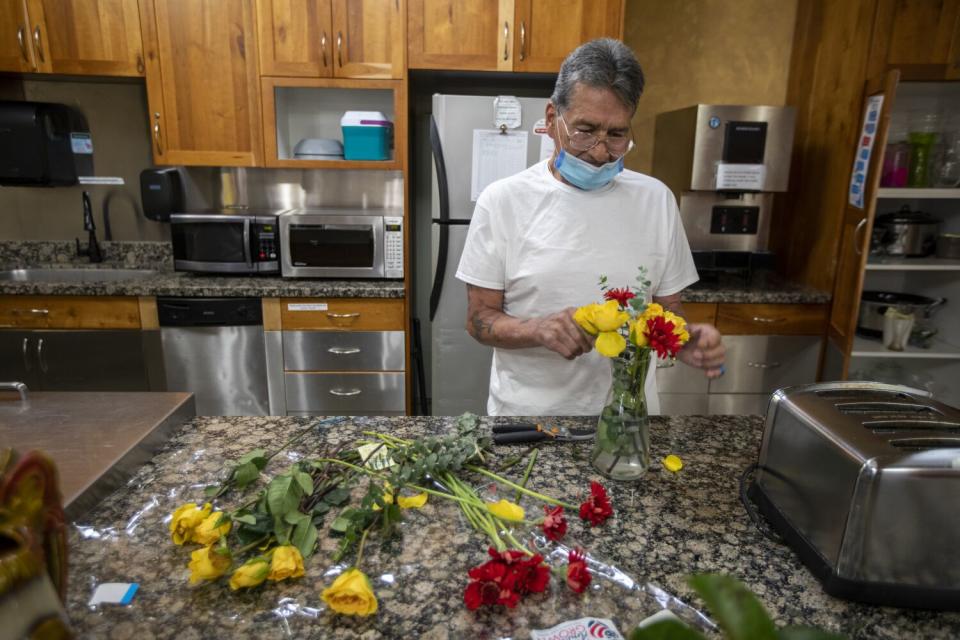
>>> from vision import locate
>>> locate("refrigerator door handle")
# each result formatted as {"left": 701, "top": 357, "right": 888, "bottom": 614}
{"left": 429, "top": 114, "right": 452, "bottom": 321}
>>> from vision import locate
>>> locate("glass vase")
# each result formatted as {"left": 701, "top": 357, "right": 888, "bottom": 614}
{"left": 590, "top": 350, "right": 651, "bottom": 481}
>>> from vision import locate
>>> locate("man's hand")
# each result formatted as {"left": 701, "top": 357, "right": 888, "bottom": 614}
{"left": 677, "top": 323, "right": 726, "bottom": 378}
{"left": 532, "top": 307, "right": 595, "bottom": 360}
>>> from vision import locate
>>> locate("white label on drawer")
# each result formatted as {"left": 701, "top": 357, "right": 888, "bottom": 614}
{"left": 287, "top": 303, "right": 328, "bottom": 311}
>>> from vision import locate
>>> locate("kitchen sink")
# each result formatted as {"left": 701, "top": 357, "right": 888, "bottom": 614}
{"left": 0, "top": 268, "right": 160, "bottom": 283}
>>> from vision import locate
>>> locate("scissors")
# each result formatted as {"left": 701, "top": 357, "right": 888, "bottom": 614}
{"left": 491, "top": 422, "right": 595, "bottom": 445}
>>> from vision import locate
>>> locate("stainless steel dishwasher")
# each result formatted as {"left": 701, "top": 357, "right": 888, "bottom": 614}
{"left": 158, "top": 297, "right": 269, "bottom": 415}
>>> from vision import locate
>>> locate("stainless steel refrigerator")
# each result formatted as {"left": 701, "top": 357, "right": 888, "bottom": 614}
{"left": 417, "top": 93, "right": 551, "bottom": 415}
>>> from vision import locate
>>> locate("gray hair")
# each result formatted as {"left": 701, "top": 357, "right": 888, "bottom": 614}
{"left": 550, "top": 38, "right": 645, "bottom": 113}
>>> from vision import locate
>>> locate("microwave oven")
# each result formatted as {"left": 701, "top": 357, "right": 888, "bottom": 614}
{"left": 170, "top": 211, "right": 280, "bottom": 274}
{"left": 279, "top": 209, "right": 403, "bottom": 279}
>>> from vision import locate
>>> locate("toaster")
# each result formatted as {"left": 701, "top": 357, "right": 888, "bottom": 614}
{"left": 749, "top": 381, "right": 960, "bottom": 610}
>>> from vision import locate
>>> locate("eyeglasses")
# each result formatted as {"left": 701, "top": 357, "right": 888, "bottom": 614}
{"left": 558, "top": 112, "right": 634, "bottom": 156}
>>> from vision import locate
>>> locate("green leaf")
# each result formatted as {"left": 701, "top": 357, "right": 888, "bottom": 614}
{"left": 284, "top": 510, "right": 310, "bottom": 526}
{"left": 292, "top": 520, "right": 319, "bottom": 558}
{"left": 274, "top": 514, "right": 293, "bottom": 545}
{"left": 232, "top": 461, "right": 261, "bottom": 489}
{"left": 629, "top": 620, "right": 706, "bottom": 640}
{"left": 203, "top": 484, "right": 220, "bottom": 497}
{"left": 238, "top": 448, "right": 268, "bottom": 469}
{"left": 267, "top": 475, "right": 302, "bottom": 517}
{"left": 233, "top": 514, "right": 257, "bottom": 525}
{"left": 323, "top": 487, "right": 351, "bottom": 505}
{"left": 312, "top": 502, "right": 331, "bottom": 516}
{"left": 294, "top": 470, "right": 314, "bottom": 495}
{"left": 330, "top": 513, "right": 352, "bottom": 533}
{"left": 688, "top": 574, "right": 777, "bottom": 640}
{"left": 778, "top": 627, "right": 849, "bottom": 640}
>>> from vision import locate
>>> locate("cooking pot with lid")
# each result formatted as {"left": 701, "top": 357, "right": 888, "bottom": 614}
{"left": 857, "top": 290, "right": 947, "bottom": 337}
{"left": 871, "top": 205, "right": 941, "bottom": 257}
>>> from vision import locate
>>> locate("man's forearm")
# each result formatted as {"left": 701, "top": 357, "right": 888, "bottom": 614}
{"left": 467, "top": 306, "right": 541, "bottom": 349}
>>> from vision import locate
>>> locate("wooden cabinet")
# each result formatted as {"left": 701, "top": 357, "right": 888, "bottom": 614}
{"left": 0, "top": 295, "right": 141, "bottom": 329}
{"left": 717, "top": 303, "right": 829, "bottom": 336}
{"left": 407, "top": 0, "right": 623, "bottom": 72}
{"left": 139, "top": 0, "right": 263, "bottom": 166}
{"left": 257, "top": 0, "right": 404, "bottom": 79}
{"left": 0, "top": 0, "right": 143, "bottom": 75}
{"left": 279, "top": 297, "right": 404, "bottom": 330}
{"left": 867, "top": 0, "right": 960, "bottom": 80}
{"left": 0, "top": 0, "right": 33, "bottom": 72}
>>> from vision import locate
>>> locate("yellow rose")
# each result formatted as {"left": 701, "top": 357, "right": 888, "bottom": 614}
{"left": 170, "top": 502, "right": 212, "bottom": 545}
{"left": 268, "top": 545, "right": 305, "bottom": 582}
{"left": 192, "top": 512, "right": 232, "bottom": 545}
{"left": 595, "top": 331, "right": 627, "bottom": 357}
{"left": 188, "top": 545, "right": 231, "bottom": 584}
{"left": 573, "top": 304, "right": 600, "bottom": 335}
{"left": 592, "top": 300, "right": 629, "bottom": 332}
{"left": 322, "top": 568, "right": 378, "bottom": 616}
{"left": 640, "top": 302, "right": 664, "bottom": 322}
{"left": 396, "top": 492, "right": 428, "bottom": 509}
{"left": 229, "top": 558, "right": 270, "bottom": 590}
{"left": 486, "top": 499, "right": 525, "bottom": 522}
{"left": 629, "top": 319, "right": 648, "bottom": 347}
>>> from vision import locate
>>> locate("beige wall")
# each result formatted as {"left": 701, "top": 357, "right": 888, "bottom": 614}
{"left": 0, "top": 79, "right": 166, "bottom": 242}
{"left": 623, "top": 0, "right": 799, "bottom": 175}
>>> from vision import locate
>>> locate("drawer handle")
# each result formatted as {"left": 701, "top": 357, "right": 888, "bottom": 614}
{"left": 327, "top": 312, "right": 360, "bottom": 319}
{"left": 747, "top": 361, "right": 781, "bottom": 369}
{"left": 328, "top": 346, "right": 361, "bottom": 355}
{"left": 751, "top": 316, "right": 785, "bottom": 323}
{"left": 329, "top": 387, "right": 361, "bottom": 397}
{"left": 0, "top": 381, "right": 29, "bottom": 404}
{"left": 30, "top": 308, "right": 50, "bottom": 316}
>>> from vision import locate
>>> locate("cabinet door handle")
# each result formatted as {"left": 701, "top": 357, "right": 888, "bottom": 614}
{"left": 320, "top": 31, "right": 327, "bottom": 67}
{"left": 747, "top": 361, "right": 781, "bottom": 369}
{"left": 37, "top": 338, "right": 48, "bottom": 373}
{"left": 503, "top": 22, "right": 509, "bottom": 61}
{"left": 751, "top": 316, "right": 785, "bottom": 324}
{"left": 0, "top": 381, "right": 29, "bottom": 403}
{"left": 29, "top": 308, "right": 49, "bottom": 316}
{"left": 329, "top": 387, "right": 361, "bottom": 396}
{"left": 326, "top": 312, "right": 360, "bottom": 319}
{"left": 328, "top": 346, "right": 361, "bottom": 355}
{"left": 17, "top": 26, "right": 29, "bottom": 63}
{"left": 519, "top": 21, "right": 526, "bottom": 61}
{"left": 22, "top": 337, "right": 31, "bottom": 371}
{"left": 153, "top": 112, "right": 164, "bottom": 155}
{"left": 32, "top": 26, "right": 44, "bottom": 62}
{"left": 853, "top": 218, "right": 867, "bottom": 257}
{"left": 336, "top": 31, "right": 343, "bottom": 67}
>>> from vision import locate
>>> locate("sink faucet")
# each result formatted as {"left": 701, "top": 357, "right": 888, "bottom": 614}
{"left": 76, "top": 190, "right": 103, "bottom": 263}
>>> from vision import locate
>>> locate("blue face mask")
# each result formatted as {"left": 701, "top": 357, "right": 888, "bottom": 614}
{"left": 554, "top": 148, "right": 624, "bottom": 190}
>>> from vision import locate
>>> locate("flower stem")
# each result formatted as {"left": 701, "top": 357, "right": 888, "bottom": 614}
{"left": 465, "top": 465, "right": 576, "bottom": 509}
{"left": 235, "top": 535, "right": 270, "bottom": 555}
{"left": 514, "top": 448, "right": 538, "bottom": 504}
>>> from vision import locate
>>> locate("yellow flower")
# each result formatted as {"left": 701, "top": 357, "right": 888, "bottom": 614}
{"left": 592, "top": 300, "right": 629, "bottom": 332}
{"left": 322, "top": 568, "right": 378, "bottom": 616}
{"left": 396, "top": 492, "right": 428, "bottom": 509}
{"left": 595, "top": 330, "right": 627, "bottom": 357}
{"left": 268, "top": 545, "right": 305, "bottom": 582}
{"left": 573, "top": 304, "right": 600, "bottom": 335}
{"left": 486, "top": 499, "right": 525, "bottom": 522}
{"left": 192, "top": 512, "right": 232, "bottom": 545}
{"left": 640, "top": 302, "right": 665, "bottom": 322}
{"left": 663, "top": 311, "right": 690, "bottom": 344}
{"left": 629, "top": 319, "right": 647, "bottom": 347}
{"left": 170, "top": 502, "right": 212, "bottom": 545}
{"left": 229, "top": 558, "right": 270, "bottom": 590}
{"left": 188, "top": 545, "right": 231, "bottom": 584}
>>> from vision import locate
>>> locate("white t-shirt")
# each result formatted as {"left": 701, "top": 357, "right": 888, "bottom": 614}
{"left": 455, "top": 160, "right": 699, "bottom": 416}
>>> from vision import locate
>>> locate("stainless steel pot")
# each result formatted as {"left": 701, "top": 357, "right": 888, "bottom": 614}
{"left": 857, "top": 291, "right": 947, "bottom": 337}
{"left": 872, "top": 206, "right": 941, "bottom": 257}
{"left": 937, "top": 233, "right": 960, "bottom": 259}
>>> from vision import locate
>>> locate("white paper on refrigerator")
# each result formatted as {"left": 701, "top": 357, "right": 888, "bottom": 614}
{"left": 470, "top": 129, "right": 529, "bottom": 201}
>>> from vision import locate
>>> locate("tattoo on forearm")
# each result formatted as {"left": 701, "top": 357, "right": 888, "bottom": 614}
{"left": 470, "top": 311, "right": 499, "bottom": 339}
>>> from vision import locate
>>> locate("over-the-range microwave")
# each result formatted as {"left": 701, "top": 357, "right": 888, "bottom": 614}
{"left": 279, "top": 209, "right": 403, "bottom": 279}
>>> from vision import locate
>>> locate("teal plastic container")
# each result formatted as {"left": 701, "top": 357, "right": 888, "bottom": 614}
{"left": 341, "top": 111, "right": 392, "bottom": 161}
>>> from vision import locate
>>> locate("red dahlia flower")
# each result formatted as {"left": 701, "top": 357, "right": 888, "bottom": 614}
{"left": 578, "top": 481, "right": 614, "bottom": 526}
{"left": 645, "top": 315, "right": 684, "bottom": 359}
{"left": 603, "top": 287, "right": 636, "bottom": 307}
{"left": 566, "top": 549, "right": 591, "bottom": 594}
{"left": 542, "top": 505, "right": 567, "bottom": 542}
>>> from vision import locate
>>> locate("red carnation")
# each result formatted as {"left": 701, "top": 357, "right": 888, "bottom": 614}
{"left": 566, "top": 548, "right": 592, "bottom": 594}
{"left": 578, "top": 481, "right": 614, "bottom": 526}
{"left": 464, "top": 548, "right": 550, "bottom": 610}
{"left": 542, "top": 505, "right": 567, "bottom": 542}
{"left": 645, "top": 315, "right": 683, "bottom": 359}
{"left": 603, "top": 287, "right": 636, "bottom": 307}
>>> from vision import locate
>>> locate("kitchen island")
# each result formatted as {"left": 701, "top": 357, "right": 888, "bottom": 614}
{"left": 63, "top": 415, "right": 958, "bottom": 639}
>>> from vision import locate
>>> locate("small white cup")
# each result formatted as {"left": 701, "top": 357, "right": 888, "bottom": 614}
{"left": 883, "top": 308, "right": 915, "bottom": 351}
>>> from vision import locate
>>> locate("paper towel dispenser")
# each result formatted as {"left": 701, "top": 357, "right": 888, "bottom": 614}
{"left": 0, "top": 101, "right": 94, "bottom": 186}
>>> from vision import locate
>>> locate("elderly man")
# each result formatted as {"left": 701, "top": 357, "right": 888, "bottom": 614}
{"left": 456, "top": 38, "right": 725, "bottom": 417}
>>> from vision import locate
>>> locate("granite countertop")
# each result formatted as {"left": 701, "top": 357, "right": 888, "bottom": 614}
{"left": 682, "top": 271, "right": 831, "bottom": 305}
{"left": 64, "top": 415, "right": 956, "bottom": 639}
